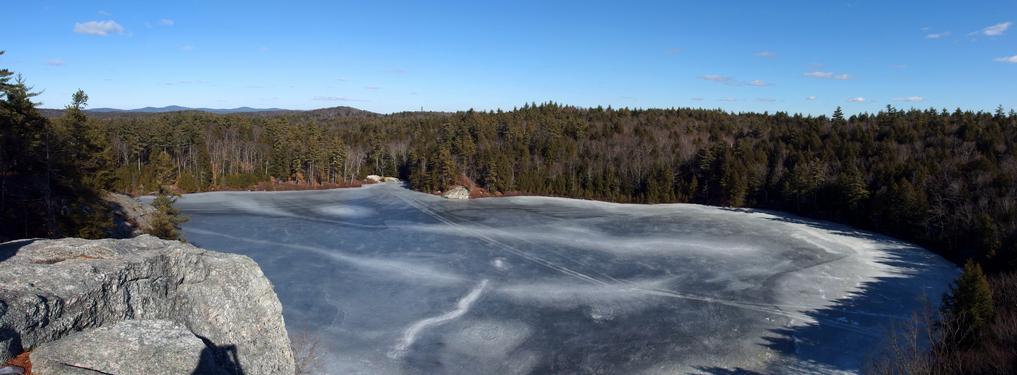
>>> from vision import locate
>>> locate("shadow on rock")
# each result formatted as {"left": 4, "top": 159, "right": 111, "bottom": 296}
{"left": 193, "top": 335, "right": 245, "bottom": 375}
{"left": 0, "top": 239, "right": 34, "bottom": 264}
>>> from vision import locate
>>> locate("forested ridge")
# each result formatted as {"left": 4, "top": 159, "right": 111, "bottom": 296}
{"left": 3, "top": 61, "right": 1016, "bottom": 372}
{"left": 67, "top": 102, "right": 1017, "bottom": 271}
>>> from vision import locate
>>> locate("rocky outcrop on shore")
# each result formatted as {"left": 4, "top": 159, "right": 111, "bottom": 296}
{"left": 0, "top": 235, "right": 295, "bottom": 375}
{"left": 105, "top": 192, "right": 156, "bottom": 237}
{"left": 442, "top": 185, "right": 470, "bottom": 200}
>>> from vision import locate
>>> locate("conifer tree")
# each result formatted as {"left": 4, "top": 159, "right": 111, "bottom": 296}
{"left": 147, "top": 188, "right": 188, "bottom": 241}
{"left": 832, "top": 106, "right": 845, "bottom": 124}
{"left": 942, "top": 261, "right": 995, "bottom": 348}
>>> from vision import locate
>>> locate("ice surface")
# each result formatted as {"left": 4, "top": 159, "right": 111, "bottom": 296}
{"left": 175, "top": 183, "right": 958, "bottom": 374}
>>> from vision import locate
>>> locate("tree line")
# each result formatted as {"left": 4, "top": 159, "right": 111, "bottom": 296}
{"left": 76, "top": 102, "right": 1017, "bottom": 272}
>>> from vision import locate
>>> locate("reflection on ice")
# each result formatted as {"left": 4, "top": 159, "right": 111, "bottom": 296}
{"left": 176, "top": 184, "right": 958, "bottom": 374}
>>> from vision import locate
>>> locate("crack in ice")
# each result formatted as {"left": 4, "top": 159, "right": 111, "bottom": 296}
{"left": 388, "top": 279, "right": 489, "bottom": 359}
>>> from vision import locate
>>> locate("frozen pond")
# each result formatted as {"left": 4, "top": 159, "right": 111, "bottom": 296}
{"left": 175, "top": 183, "right": 957, "bottom": 374}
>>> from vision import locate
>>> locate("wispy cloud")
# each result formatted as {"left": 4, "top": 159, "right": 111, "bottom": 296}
{"left": 700, "top": 74, "right": 733, "bottom": 84}
{"left": 700, "top": 75, "right": 769, "bottom": 87}
{"left": 384, "top": 68, "right": 407, "bottom": 75}
{"left": 893, "top": 96, "right": 925, "bottom": 102}
{"left": 994, "top": 55, "right": 1017, "bottom": 64}
{"left": 179, "top": 45, "right": 194, "bottom": 51}
{"left": 665, "top": 47, "right": 681, "bottom": 55}
{"left": 313, "top": 96, "right": 369, "bottom": 102}
{"left": 972, "top": 21, "right": 1011, "bottom": 37}
{"left": 364, "top": 86, "right": 380, "bottom": 91}
{"left": 258, "top": 46, "right": 270, "bottom": 53}
{"left": 756, "top": 97, "right": 776, "bottom": 102}
{"left": 691, "top": 97, "right": 704, "bottom": 101}
{"left": 803, "top": 71, "right": 850, "bottom": 80}
{"left": 925, "top": 31, "right": 950, "bottom": 39}
{"left": 754, "top": 51, "right": 776, "bottom": 58}
{"left": 97, "top": 10, "right": 112, "bottom": 17}
{"left": 159, "top": 18, "right": 175, "bottom": 26}
{"left": 46, "top": 59, "right": 65, "bottom": 66}
{"left": 847, "top": 97, "right": 866, "bottom": 103}
{"left": 73, "top": 20, "right": 125, "bottom": 36}
{"left": 806, "top": 96, "right": 817, "bottom": 100}
{"left": 718, "top": 97, "right": 737, "bottom": 102}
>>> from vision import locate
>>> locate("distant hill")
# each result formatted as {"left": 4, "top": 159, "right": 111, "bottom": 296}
{"left": 86, "top": 106, "right": 291, "bottom": 114}
{"left": 39, "top": 105, "right": 380, "bottom": 118}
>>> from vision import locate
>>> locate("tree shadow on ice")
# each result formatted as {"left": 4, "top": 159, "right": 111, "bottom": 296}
{"left": 698, "top": 208, "right": 957, "bottom": 374}
{"left": 692, "top": 367, "right": 765, "bottom": 375}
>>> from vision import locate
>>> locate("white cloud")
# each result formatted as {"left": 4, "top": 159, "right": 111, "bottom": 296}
{"left": 977, "top": 21, "right": 1011, "bottom": 36}
{"left": 364, "top": 86, "right": 380, "bottom": 90}
{"left": 925, "top": 31, "right": 950, "bottom": 39}
{"left": 995, "top": 55, "right": 1017, "bottom": 64}
{"left": 718, "top": 97, "right": 737, "bottom": 102}
{"left": 700, "top": 75, "right": 772, "bottom": 86}
{"left": 754, "top": 51, "right": 776, "bottom": 58}
{"left": 756, "top": 97, "right": 776, "bottom": 102}
{"left": 893, "top": 96, "right": 925, "bottom": 102}
{"left": 97, "top": 10, "right": 112, "bottom": 17}
{"left": 159, "top": 19, "right": 175, "bottom": 26}
{"left": 74, "top": 20, "right": 124, "bottom": 36}
{"left": 700, "top": 74, "right": 732, "bottom": 83}
{"left": 806, "top": 96, "right": 817, "bottom": 100}
{"left": 847, "top": 97, "right": 866, "bottom": 103}
{"left": 803, "top": 71, "right": 851, "bottom": 80}
{"left": 46, "top": 59, "right": 64, "bottom": 66}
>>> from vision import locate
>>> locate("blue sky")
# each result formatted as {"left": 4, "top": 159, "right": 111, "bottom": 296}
{"left": 3, "top": 0, "right": 1016, "bottom": 114}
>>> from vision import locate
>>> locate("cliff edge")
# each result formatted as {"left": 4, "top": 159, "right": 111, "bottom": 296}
{"left": 0, "top": 235, "right": 295, "bottom": 374}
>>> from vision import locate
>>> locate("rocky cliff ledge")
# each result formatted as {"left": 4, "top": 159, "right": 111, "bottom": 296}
{"left": 0, "top": 235, "right": 295, "bottom": 375}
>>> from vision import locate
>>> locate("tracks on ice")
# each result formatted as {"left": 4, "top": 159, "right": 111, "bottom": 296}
{"left": 388, "top": 279, "right": 490, "bottom": 358}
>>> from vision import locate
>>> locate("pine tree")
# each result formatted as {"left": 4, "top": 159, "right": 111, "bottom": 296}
{"left": 942, "top": 261, "right": 995, "bottom": 348}
{"left": 147, "top": 189, "right": 188, "bottom": 241}
{"left": 60, "top": 89, "right": 112, "bottom": 191}
{"left": 153, "top": 150, "right": 175, "bottom": 189}
{"left": 832, "top": 106, "right": 845, "bottom": 122}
